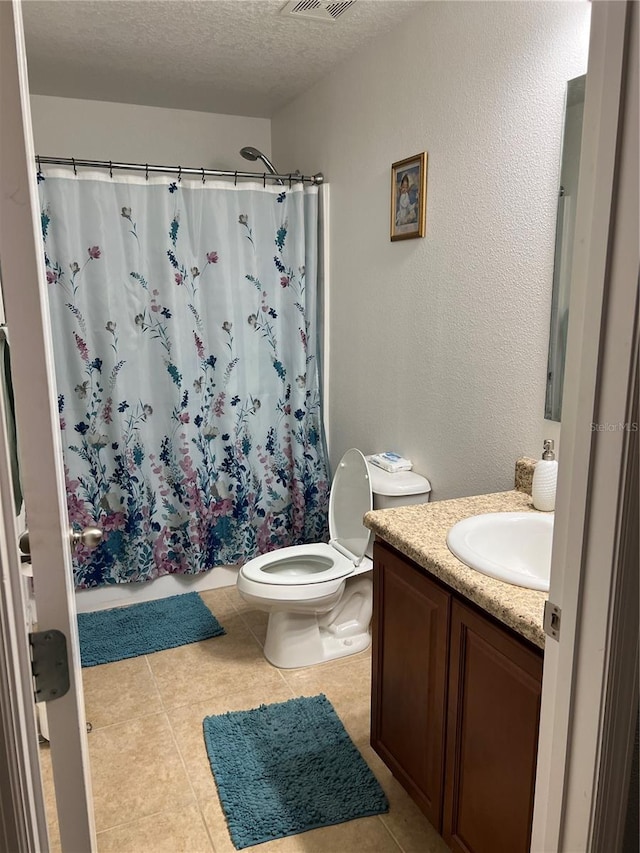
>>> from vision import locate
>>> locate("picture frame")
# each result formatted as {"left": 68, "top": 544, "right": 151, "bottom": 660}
{"left": 390, "top": 152, "right": 427, "bottom": 241}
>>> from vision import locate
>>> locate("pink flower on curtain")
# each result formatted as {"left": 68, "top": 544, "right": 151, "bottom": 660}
{"left": 88, "top": 246, "right": 101, "bottom": 260}
{"left": 73, "top": 332, "right": 89, "bottom": 362}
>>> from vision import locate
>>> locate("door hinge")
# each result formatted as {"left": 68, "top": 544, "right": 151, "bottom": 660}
{"left": 543, "top": 600, "right": 562, "bottom": 641}
{"left": 29, "top": 630, "right": 70, "bottom": 703}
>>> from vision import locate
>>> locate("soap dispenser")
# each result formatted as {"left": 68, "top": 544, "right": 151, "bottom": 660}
{"left": 532, "top": 439, "right": 558, "bottom": 512}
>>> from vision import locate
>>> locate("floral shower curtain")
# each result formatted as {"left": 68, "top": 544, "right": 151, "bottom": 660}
{"left": 39, "top": 171, "right": 329, "bottom": 589}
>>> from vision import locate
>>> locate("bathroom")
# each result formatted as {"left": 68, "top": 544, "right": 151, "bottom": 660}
{"left": 0, "top": 1, "right": 637, "bottom": 851}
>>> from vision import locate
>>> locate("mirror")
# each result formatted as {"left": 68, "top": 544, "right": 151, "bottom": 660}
{"left": 545, "top": 75, "right": 586, "bottom": 422}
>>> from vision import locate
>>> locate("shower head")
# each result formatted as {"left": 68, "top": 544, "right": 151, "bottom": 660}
{"left": 239, "top": 146, "right": 283, "bottom": 185}
{"left": 240, "top": 146, "right": 263, "bottom": 163}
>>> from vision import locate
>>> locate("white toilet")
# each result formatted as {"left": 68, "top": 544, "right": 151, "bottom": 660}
{"left": 237, "top": 448, "right": 431, "bottom": 668}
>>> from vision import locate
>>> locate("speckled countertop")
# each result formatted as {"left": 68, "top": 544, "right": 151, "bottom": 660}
{"left": 364, "top": 488, "right": 547, "bottom": 650}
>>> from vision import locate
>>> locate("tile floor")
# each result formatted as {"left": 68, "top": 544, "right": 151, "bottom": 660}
{"left": 41, "top": 587, "right": 451, "bottom": 853}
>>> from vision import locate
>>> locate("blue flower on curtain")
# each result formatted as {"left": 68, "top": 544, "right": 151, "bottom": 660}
{"left": 40, "top": 175, "right": 329, "bottom": 589}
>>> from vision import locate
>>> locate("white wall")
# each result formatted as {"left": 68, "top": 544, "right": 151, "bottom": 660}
{"left": 273, "top": 1, "right": 590, "bottom": 499}
{"left": 29, "top": 95, "right": 271, "bottom": 171}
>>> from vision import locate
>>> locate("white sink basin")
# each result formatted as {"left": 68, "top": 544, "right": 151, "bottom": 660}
{"left": 446, "top": 512, "right": 553, "bottom": 591}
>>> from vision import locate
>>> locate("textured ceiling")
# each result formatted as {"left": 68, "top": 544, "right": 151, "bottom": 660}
{"left": 23, "top": 0, "right": 421, "bottom": 117}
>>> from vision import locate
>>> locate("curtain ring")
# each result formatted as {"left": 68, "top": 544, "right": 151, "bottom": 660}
{"left": 145, "top": 164, "right": 149, "bottom": 181}
{"left": 202, "top": 167, "right": 205, "bottom": 184}
{"left": 72, "top": 157, "right": 77, "bottom": 176}
{"left": 263, "top": 173, "right": 266, "bottom": 188}
{"left": 36, "top": 154, "right": 42, "bottom": 172}
{"left": 178, "top": 166, "right": 182, "bottom": 183}
{"left": 234, "top": 170, "right": 238, "bottom": 187}
{"left": 109, "top": 160, "right": 113, "bottom": 179}
{"left": 288, "top": 174, "right": 292, "bottom": 189}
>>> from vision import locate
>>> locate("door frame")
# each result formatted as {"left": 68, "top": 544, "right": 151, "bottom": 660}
{"left": 0, "top": 382, "right": 47, "bottom": 852}
{"left": 531, "top": 1, "right": 639, "bottom": 850}
{"left": 0, "top": 1, "right": 96, "bottom": 849}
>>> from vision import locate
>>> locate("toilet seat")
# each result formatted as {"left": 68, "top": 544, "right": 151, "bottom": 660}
{"left": 239, "top": 542, "right": 354, "bottom": 586}
{"left": 239, "top": 449, "right": 372, "bottom": 588}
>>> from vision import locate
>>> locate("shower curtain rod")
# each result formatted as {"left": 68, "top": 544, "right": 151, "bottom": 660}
{"left": 35, "top": 156, "right": 324, "bottom": 186}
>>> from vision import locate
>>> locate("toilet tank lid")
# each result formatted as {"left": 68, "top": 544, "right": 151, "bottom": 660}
{"left": 366, "top": 457, "right": 431, "bottom": 497}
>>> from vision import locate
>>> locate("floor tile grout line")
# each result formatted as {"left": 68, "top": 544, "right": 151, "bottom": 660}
{"left": 162, "top": 683, "right": 218, "bottom": 853}
{"left": 146, "top": 624, "right": 256, "bottom": 853}
{"left": 141, "top": 638, "right": 266, "bottom": 715}
{"left": 233, "top": 609, "right": 272, "bottom": 657}
{"left": 152, "top": 610, "right": 310, "bottom": 849}
{"left": 277, "top": 654, "right": 373, "bottom": 695}
{"left": 144, "top": 648, "right": 174, "bottom": 715}
{"left": 148, "top": 674, "right": 297, "bottom": 714}
{"left": 142, "top": 651, "right": 164, "bottom": 706}
{"left": 90, "top": 708, "right": 198, "bottom": 836}
{"left": 200, "top": 586, "right": 242, "bottom": 621}
{"left": 273, "top": 663, "right": 298, "bottom": 697}
{"left": 144, "top": 650, "right": 218, "bottom": 850}
{"left": 273, "top": 659, "right": 297, "bottom": 692}
{"left": 85, "top": 706, "right": 168, "bottom": 735}
{"left": 92, "top": 802, "right": 209, "bottom": 841}
{"left": 375, "top": 813, "right": 408, "bottom": 852}
{"left": 240, "top": 614, "right": 269, "bottom": 649}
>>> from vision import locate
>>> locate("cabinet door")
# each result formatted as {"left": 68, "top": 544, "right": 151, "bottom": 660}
{"left": 443, "top": 599, "right": 543, "bottom": 853}
{"left": 371, "top": 541, "right": 450, "bottom": 828}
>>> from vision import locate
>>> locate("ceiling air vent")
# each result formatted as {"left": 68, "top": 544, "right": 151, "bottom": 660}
{"left": 281, "top": 0, "right": 357, "bottom": 24}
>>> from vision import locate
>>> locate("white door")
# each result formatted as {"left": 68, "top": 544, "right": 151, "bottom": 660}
{"left": 531, "top": 1, "right": 639, "bottom": 850}
{"left": 0, "top": 1, "right": 96, "bottom": 850}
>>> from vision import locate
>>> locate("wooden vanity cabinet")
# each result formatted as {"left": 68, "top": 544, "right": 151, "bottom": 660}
{"left": 444, "top": 598, "right": 543, "bottom": 853}
{"left": 371, "top": 540, "right": 450, "bottom": 828}
{"left": 371, "top": 540, "right": 543, "bottom": 853}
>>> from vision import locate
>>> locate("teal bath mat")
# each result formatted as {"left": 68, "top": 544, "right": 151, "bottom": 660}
{"left": 78, "top": 592, "right": 225, "bottom": 667}
{"left": 203, "top": 694, "right": 388, "bottom": 849}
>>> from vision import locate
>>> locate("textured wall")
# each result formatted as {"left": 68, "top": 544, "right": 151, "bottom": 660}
{"left": 273, "top": 1, "right": 590, "bottom": 499}
{"left": 29, "top": 95, "right": 271, "bottom": 171}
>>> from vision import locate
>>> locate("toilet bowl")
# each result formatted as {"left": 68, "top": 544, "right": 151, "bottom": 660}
{"left": 237, "top": 448, "right": 430, "bottom": 669}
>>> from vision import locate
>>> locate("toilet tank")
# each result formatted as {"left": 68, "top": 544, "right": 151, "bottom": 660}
{"left": 364, "top": 457, "right": 431, "bottom": 559}
{"left": 365, "top": 457, "right": 431, "bottom": 510}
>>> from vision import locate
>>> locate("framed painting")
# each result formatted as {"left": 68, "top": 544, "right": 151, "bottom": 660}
{"left": 390, "top": 152, "right": 427, "bottom": 241}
